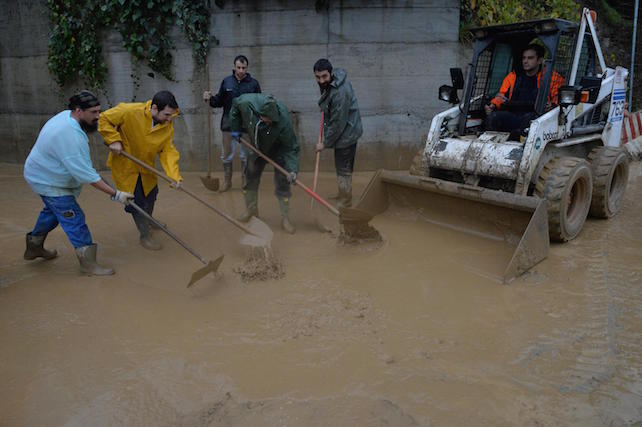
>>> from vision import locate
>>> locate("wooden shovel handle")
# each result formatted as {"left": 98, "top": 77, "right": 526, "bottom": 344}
{"left": 310, "top": 111, "right": 324, "bottom": 209}
{"left": 119, "top": 151, "right": 260, "bottom": 237}
{"left": 238, "top": 136, "right": 340, "bottom": 216}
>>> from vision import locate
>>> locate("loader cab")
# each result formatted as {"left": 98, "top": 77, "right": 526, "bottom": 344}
{"left": 453, "top": 19, "right": 589, "bottom": 138}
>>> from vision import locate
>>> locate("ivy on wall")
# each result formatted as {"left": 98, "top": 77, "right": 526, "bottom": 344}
{"left": 47, "top": 0, "right": 216, "bottom": 88}
{"left": 460, "top": 0, "right": 580, "bottom": 42}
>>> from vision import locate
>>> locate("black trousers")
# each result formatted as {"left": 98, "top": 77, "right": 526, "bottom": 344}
{"left": 334, "top": 143, "right": 357, "bottom": 176}
{"left": 243, "top": 156, "right": 291, "bottom": 198}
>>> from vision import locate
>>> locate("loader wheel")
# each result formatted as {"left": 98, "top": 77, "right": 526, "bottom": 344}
{"left": 535, "top": 157, "right": 593, "bottom": 242}
{"left": 587, "top": 146, "right": 629, "bottom": 218}
{"left": 409, "top": 148, "right": 424, "bottom": 176}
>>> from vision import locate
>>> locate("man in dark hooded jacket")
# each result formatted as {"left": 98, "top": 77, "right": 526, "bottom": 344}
{"left": 313, "top": 58, "right": 363, "bottom": 208}
{"left": 228, "top": 93, "right": 300, "bottom": 234}
{"left": 203, "top": 55, "right": 261, "bottom": 192}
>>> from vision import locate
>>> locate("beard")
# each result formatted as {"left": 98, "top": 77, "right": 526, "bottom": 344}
{"left": 80, "top": 120, "right": 98, "bottom": 133}
{"left": 318, "top": 81, "right": 330, "bottom": 94}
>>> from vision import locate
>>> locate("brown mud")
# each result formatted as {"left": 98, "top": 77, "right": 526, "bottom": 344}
{"left": 233, "top": 247, "right": 285, "bottom": 282}
{"left": 339, "top": 222, "right": 383, "bottom": 246}
{"left": 2, "top": 162, "right": 642, "bottom": 426}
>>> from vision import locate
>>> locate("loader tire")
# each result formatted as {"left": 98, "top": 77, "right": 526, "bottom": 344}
{"left": 587, "top": 146, "right": 629, "bottom": 218}
{"left": 409, "top": 149, "right": 424, "bottom": 176}
{"left": 535, "top": 157, "right": 592, "bottom": 242}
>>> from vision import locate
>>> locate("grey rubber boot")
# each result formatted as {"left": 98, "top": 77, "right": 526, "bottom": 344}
{"left": 241, "top": 160, "right": 247, "bottom": 188}
{"left": 133, "top": 214, "right": 162, "bottom": 251}
{"left": 75, "top": 244, "right": 114, "bottom": 276}
{"left": 279, "top": 197, "right": 296, "bottom": 234}
{"left": 23, "top": 232, "right": 58, "bottom": 260}
{"left": 220, "top": 163, "right": 233, "bottom": 193}
{"left": 149, "top": 219, "right": 166, "bottom": 230}
{"left": 336, "top": 175, "right": 353, "bottom": 209}
{"left": 238, "top": 190, "right": 259, "bottom": 223}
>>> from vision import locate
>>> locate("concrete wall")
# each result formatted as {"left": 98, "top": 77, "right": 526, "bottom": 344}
{"left": 0, "top": 0, "right": 464, "bottom": 171}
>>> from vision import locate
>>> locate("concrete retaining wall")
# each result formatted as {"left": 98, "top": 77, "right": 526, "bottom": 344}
{"left": 0, "top": 0, "right": 464, "bottom": 171}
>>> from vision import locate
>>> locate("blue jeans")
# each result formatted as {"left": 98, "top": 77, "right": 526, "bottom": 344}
{"left": 220, "top": 131, "right": 247, "bottom": 164}
{"left": 31, "top": 195, "right": 93, "bottom": 248}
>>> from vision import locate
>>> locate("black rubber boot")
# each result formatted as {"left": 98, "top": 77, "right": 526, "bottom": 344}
{"left": 23, "top": 232, "right": 58, "bottom": 260}
{"left": 237, "top": 190, "right": 259, "bottom": 223}
{"left": 220, "top": 163, "right": 233, "bottom": 193}
{"left": 75, "top": 244, "right": 114, "bottom": 276}
{"left": 133, "top": 214, "right": 162, "bottom": 251}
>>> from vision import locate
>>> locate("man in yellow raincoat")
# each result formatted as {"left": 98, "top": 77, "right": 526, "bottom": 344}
{"left": 98, "top": 91, "right": 183, "bottom": 250}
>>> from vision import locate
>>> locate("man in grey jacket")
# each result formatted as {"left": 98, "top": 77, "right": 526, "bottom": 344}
{"left": 313, "top": 58, "right": 363, "bottom": 208}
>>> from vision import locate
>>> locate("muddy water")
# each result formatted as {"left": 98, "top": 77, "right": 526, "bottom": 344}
{"left": 1, "top": 162, "right": 642, "bottom": 426}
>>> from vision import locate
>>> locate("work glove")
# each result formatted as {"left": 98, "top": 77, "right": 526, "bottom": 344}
{"left": 111, "top": 190, "right": 134, "bottom": 204}
{"left": 231, "top": 131, "right": 241, "bottom": 141}
{"left": 287, "top": 171, "right": 297, "bottom": 184}
{"left": 170, "top": 180, "right": 183, "bottom": 190}
{"left": 109, "top": 141, "right": 123, "bottom": 154}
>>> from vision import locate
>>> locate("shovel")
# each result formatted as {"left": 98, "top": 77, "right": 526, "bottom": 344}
{"left": 310, "top": 112, "right": 324, "bottom": 210}
{"left": 200, "top": 63, "right": 220, "bottom": 191}
{"left": 238, "top": 136, "right": 373, "bottom": 225}
{"left": 127, "top": 201, "right": 224, "bottom": 288}
{"left": 310, "top": 112, "right": 331, "bottom": 232}
{"left": 119, "top": 151, "right": 273, "bottom": 248}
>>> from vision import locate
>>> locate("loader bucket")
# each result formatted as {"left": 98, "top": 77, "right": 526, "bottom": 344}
{"left": 355, "top": 170, "right": 549, "bottom": 283}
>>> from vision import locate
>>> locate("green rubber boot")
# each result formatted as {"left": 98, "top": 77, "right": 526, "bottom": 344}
{"left": 238, "top": 190, "right": 259, "bottom": 223}
{"left": 279, "top": 196, "right": 295, "bottom": 234}
{"left": 336, "top": 175, "right": 353, "bottom": 209}
{"left": 24, "top": 232, "right": 58, "bottom": 260}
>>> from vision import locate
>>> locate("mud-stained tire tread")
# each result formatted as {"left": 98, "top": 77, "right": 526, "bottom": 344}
{"left": 535, "top": 157, "right": 592, "bottom": 242}
{"left": 587, "top": 146, "right": 629, "bottom": 218}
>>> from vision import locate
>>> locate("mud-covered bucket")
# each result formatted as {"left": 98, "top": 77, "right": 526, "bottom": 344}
{"left": 355, "top": 170, "right": 549, "bottom": 283}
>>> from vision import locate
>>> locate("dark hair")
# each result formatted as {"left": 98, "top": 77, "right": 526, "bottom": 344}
{"left": 68, "top": 90, "right": 100, "bottom": 110}
{"left": 313, "top": 58, "right": 333, "bottom": 73}
{"left": 151, "top": 90, "right": 178, "bottom": 111}
{"left": 234, "top": 55, "right": 249, "bottom": 66}
{"left": 524, "top": 43, "right": 545, "bottom": 58}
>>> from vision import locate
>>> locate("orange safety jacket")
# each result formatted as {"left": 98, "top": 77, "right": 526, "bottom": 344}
{"left": 490, "top": 68, "right": 565, "bottom": 109}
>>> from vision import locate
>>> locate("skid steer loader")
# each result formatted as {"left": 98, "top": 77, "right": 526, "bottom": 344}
{"left": 356, "top": 8, "right": 629, "bottom": 282}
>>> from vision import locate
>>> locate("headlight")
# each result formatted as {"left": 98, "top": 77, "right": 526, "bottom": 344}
{"left": 438, "top": 85, "right": 459, "bottom": 104}
{"left": 558, "top": 85, "right": 582, "bottom": 107}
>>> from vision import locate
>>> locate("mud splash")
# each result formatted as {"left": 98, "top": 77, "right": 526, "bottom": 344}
{"left": 233, "top": 247, "right": 285, "bottom": 282}
{"left": 339, "top": 222, "right": 383, "bottom": 245}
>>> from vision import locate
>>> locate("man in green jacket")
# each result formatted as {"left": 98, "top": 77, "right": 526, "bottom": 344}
{"left": 313, "top": 58, "right": 363, "bottom": 208}
{"left": 229, "top": 93, "right": 300, "bottom": 234}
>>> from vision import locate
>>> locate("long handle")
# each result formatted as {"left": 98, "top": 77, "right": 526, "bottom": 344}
{"left": 238, "top": 137, "right": 340, "bottom": 217}
{"left": 119, "top": 151, "right": 260, "bottom": 237}
{"left": 205, "top": 63, "right": 212, "bottom": 177}
{"left": 310, "top": 111, "right": 324, "bottom": 210}
{"left": 127, "top": 200, "right": 208, "bottom": 266}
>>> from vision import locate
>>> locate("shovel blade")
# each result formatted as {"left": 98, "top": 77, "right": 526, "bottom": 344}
{"left": 239, "top": 216, "right": 274, "bottom": 247}
{"left": 200, "top": 175, "right": 220, "bottom": 191}
{"left": 187, "top": 254, "right": 224, "bottom": 288}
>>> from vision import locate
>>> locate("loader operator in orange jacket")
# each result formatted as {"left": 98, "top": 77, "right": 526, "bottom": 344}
{"left": 485, "top": 44, "right": 564, "bottom": 138}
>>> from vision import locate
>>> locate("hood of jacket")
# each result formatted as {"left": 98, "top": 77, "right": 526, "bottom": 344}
{"left": 256, "top": 95, "right": 280, "bottom": 122}
{"left": 330, "top": 68, "right": 347, "bottom": 89}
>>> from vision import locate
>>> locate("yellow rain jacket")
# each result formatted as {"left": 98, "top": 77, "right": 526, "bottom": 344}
{"left": 99, "top": 100, "right": 182, "bottom": 196}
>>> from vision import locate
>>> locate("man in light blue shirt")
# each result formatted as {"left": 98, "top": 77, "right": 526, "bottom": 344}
{"left": 24, "top": 90, "right": 133, "bottom": 276}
